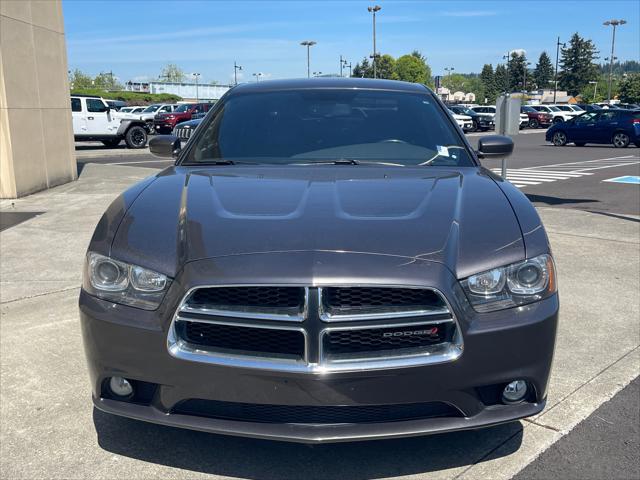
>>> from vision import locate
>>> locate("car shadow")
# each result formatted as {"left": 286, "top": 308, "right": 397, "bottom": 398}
{"left": 526, "top": 194, "right": 599, "bottom": 206}
{"left": 93, "top": 408, "right": 523, "bottom": 479}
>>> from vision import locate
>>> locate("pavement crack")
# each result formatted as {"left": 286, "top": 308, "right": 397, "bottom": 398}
{"left": 523, "top": 418, "right": 562, "bottom": 433}
{"left": 452, "top": 429, "right": 525, "bottom": 480}
{"left": 0, "top": 286, "right": 80, "bottom": 305}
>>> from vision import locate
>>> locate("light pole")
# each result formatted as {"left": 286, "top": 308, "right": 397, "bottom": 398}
{"left": 367, "top": 5, "right": 381, "bottom": 78}
{"left": 604, "top": 19, "right": 626, "bottom": 103}
{"left": 502, "top": 51, "right": 512, "bottom": 93}
{"left": 588, "top": 81, "right": 598, "bottom": 102}
{"left": 340, "top": 55, "right": 349, "bottom": 77}
{"left": 444, "top": 67, "right": 454, "bottom": 102}
{"left": 192, "top": 73, "right": 200, "bottom": 102}
{"left": 523, "top": 61, "right": 532, "bottom": 91}
{"left": 553, "top": 37, "right": 565, "bottom": 103}
{"left": 252, "top": 72, "right": 263, "bottom": 82}
{"left": 300, "top": 40, "right": 316, "bottom": 78}
{"left": 234, "top": 61, "right": 242, "bottom": 85}
{"left": 347, "top": 62, "right": 352, "bottom": 77}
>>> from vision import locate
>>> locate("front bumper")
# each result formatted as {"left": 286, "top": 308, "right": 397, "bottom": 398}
{"left": 80, "top": 253, "right": 558, "bottom": 443}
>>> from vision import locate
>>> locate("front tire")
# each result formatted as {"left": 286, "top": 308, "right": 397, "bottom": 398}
{"left": 553, "top": 117, "right": 564, "bottom": 124}
{"left": 552, "top": 131, "right": 567, "bottom": 146}
{"left": 612, "top": 132, "right": 630, "bottom": 148}
{"left": 529, "top": 118, "right": 539, "bottom": 129}
{"left": 124, "top": 126, "right": 147, "bottom": 149}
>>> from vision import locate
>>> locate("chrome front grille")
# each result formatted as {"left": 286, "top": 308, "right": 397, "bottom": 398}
{"left": 168, "top": 286, "right": 462, "bottom": 372}
{"left": 174, "top": 126, "right": 194, "bottom": 141}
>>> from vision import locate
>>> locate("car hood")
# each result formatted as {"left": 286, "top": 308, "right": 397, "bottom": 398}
{"left": 111, "top": 166, "right": 526, "bottom": 279}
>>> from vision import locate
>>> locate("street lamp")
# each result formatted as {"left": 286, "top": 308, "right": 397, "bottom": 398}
{"left": 502, "top": 51, "right": 512, "bottom": 93}
{"left": 192, "top": 73, "right": 201, "bottom": 102}
{"left": 588, "top": 81, "right": 598, "bottom": 102}
{"left": 300, "top": 40, "right": 316, "bottom": 78}
{"left": 523, "top": 61, "right": 532, "bottom": 91}
{"left": 252, "top": 72, "right": 263, "bottom": 82}
{"left": 367, "top": 5, "right": 381, "bottom": 78}
{"left": 340, "top": 55, "right": 349, "bottom": 77}
{"left": 604, "top": 19, "right": 626, "bottom": 103}
{"left": 444, "top": 67, "right": 454, "bottom": 101}
{"left": 553, "top": 37, "right": 566, "bottom": 103}
{"left": 234, "top": 61, "right": 242, "bottom": 85}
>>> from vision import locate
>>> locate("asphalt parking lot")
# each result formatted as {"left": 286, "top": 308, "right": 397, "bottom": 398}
{"left": 0, "top": 132, "right": 638, "bottom": 479}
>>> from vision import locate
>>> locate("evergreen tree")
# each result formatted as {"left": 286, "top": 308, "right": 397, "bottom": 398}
{"left": 495, "top": 64, "right": 509, "bottom": 94}
{"left": 507, "top": 52, "right": 528, "bottom": 91}
{"left": 533, "top": 51, "right": 554, "bottom": 90}
{"left": 376, "top": 54, "right": 397, "bottom": 80}
{"left": 480, "top": 64, "right": 496, "bottom": 103}
{"left": 618, "top": 73, "right": 640, "bottom": 103}
{"left": 558, "top": 32, "right": 599, "bottom": 96}
{"left": 353, "top": 57, "right": 373, "bottom": 78}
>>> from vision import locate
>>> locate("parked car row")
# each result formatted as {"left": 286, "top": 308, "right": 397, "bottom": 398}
{"left": 546, "top": 108, "right": 640, "bottom": 148}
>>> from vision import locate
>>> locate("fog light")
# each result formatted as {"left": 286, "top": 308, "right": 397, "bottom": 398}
{"left": 109, "top": 376, "right": 133, "bottom": 397}
{"left": 502, "top": 380, "right": 528, "bottom": 404}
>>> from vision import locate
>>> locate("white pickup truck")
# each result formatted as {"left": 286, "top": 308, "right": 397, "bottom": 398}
{"left": 71, "top": 95, "right": 149, "bottom": 148}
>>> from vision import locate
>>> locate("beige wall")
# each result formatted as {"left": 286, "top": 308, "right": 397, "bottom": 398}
{"left": 0, "top": 0, "right": 76, "bottom": 199}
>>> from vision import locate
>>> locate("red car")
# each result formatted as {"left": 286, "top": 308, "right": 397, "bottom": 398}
{"left": 153, "top": 103, "right": 213, "bottom": 134}
{"left": 521, "top": 106, "right": 553, "bottom": 129}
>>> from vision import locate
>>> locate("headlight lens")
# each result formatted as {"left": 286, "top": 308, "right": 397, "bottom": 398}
{"left": 461, "top": 254, "right": 556, "bottom": 312}
{"left": 84, "top": 252, "right": 170, "bottom": 310}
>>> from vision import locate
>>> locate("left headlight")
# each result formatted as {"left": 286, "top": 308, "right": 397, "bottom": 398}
{"left": 460, "top": 254, "right": 556, "bottom": 313}
{"left": 83, "top": 252, "right": 170, "bottom": 310}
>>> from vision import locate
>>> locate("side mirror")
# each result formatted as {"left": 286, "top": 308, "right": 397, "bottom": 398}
{"left": 477, "top": 135, "right": 514, "bottom": 159}
{"left": 149, "top": 135, "right": 181, "bottom": 158}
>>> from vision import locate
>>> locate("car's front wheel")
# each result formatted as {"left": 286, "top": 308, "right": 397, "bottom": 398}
{"left": 552, "top": 131, "right": 567, "bottom": 146}
{"left": 553, "top": 117, "right": 564, "bottom": 124}
{"left": 125, "top": 126, "right": 148, "bottom": 149}
{"left": 529, "top": 118, "right": 539, "bottom": 129}
{"left": 612, "top": 132, "right": 630, "bottom": 148}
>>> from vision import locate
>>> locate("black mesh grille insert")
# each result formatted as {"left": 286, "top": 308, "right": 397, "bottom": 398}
{"left": 323, "top": 287, "right": 446, "bottom": 312}
{"left": 188, "top": 287, "right": 305, "bottom": 309}
{"left": 177, "top": 321, "right": 305, "bottom": 358}
{"left": 324, "top": 322, "right": 454, "bottom": 355}
{"left": 173, "top": 399, "right": 460, "bottom": 424}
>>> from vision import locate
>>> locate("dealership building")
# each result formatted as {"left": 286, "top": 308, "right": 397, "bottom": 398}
{"left": 125, "top": 81, "right": 232, "bottom": 102}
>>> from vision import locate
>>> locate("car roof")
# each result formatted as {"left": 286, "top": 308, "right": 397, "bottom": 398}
{"left": 229, "top": 77, "right": 430, "bottom": 95}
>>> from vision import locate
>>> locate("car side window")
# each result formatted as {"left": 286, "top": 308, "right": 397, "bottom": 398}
{"left": 86, "top": 99, "right": 108, "bottom": 113}
{"left": 575, "top": 113, "right": 598, "bottom": 124}
{"left": 71, "top": 98, "right": 82, "bottom": 112}
{"left": 160, "top": 106, "right": 171, "bottom": 112}
{"left": 598, "top": 112, "right": 618, "bottom": 122}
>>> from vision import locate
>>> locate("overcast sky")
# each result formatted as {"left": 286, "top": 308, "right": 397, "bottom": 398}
{"left": 63, "top": 0, "right": 640, "bottom": 84}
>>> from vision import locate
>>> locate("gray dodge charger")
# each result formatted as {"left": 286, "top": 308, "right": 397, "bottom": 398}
{"left": 80, "top": 78, "right": 558, "bottom": 443}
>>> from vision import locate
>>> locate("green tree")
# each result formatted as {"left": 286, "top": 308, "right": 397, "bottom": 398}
{"left": 480, "top": 64, "right": 497, "bottom": 103}
{"left": 158, "top": 63, "right": 186, "bottom": 82}
{"left": 495, "top": 64, "right": 509, "bottom": 93}
{"left": 507, "top": 52, "right": 528, "bottom": 91}
{"left": 395, "top": 54, "right": 428, "bottom": 84}
{"left": 442, "top": 73, "right": 467, "bottom": 92}
{"left": 376, "top": 54, "right": 397, "bottom": 80}
{"left": 353, "top": 57, "right": 373, "bottom": 78}
{"left": 558, "top": 32, "right": 599, "bottom": 96}
{"left": 618, "top": 73, "right": 640, "bottom": 103}
{"left": 533, "top": 51, "right": 554, "bottom": 90}
{"left": 93, "top": 71, "right": 122, "bottom": 91}
{"left": 69, "top": 69, "right": 93, "bottom": 89}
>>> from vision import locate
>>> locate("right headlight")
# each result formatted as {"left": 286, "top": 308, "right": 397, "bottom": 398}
{"left": 460, "top": 254, "right": 556, "bottom": 313}
{"left": 83, "top": 252, "right": 170, "bottom": 310}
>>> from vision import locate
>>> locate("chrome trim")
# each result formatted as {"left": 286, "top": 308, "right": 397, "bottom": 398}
{"left": 318, "top": 286, "right": 450, "bottom": 322}
{"left": 168, "top": 316, "right": 310, "bottom": 368}
{"left": 167, "top": 284, "right": 463, "bottom": 373}
{"left": 318, "top": 319, "right": 462, "bottom": 372}
{"left": 180, "top": 286, "right": 308, "bottom": 322}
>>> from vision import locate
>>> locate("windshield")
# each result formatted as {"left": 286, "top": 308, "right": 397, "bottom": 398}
{"left": 522, "top": 106, "right": 535, "bottom": 112}
{"left": 174, "top": 104, "right": 193, "bottom": 113}
{"left": 455, "top": 107, "right": 474, "bottom": 115}
{"left": 548, "top": 106, "right": 561, "bottom": 111}
{"left": 183, "top": 89, "right": 474, "bottom": 167}
{"left": 570, "top": 105, "right": 584, "bottom": 111}
{"left": 142, "top": 105, "right": 160, "bottom": 113}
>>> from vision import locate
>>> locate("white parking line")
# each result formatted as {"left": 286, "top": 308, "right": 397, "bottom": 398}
{"left": 491, "top": 155, "right": 639, "bottom": 189}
